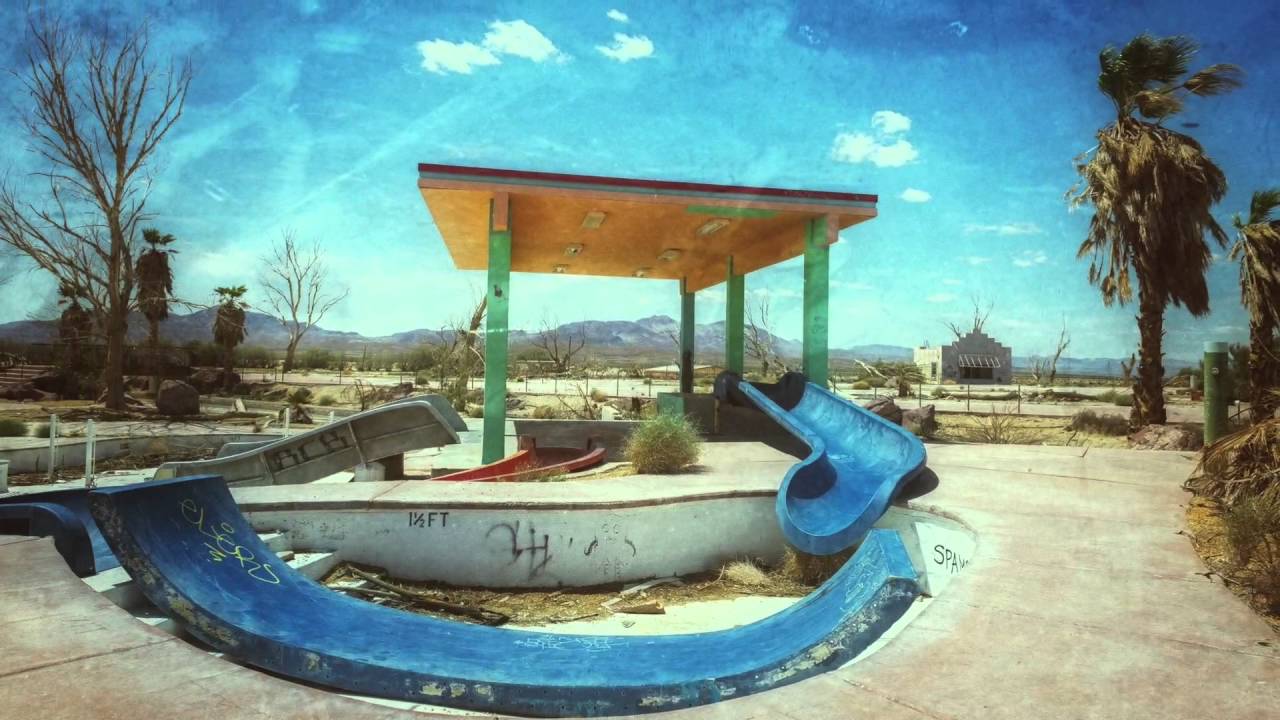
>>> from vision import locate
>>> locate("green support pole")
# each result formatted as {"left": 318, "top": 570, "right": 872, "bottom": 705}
{"left": 1203, "top": 341, "right": 1229, "bottom": 446}
{"left": 482, "top": 200, "right": 512, "bottom": 464}
{"left": 725, "top": 257, "right": 745, "bottom": 375}
{"left": 679, "top": 278, "right": 695, "bottom": 394}
{"left": 802, "top": 216, "right": 830, "bottom": 386}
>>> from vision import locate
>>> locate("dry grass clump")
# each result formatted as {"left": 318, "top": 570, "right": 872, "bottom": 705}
{"left": 1069, "top": 409, "right": 1129, "bottom": 436}
{"left": 1186, "top": 417, "right": 1280, "bottom": 506}
{"left": 779, "top": 546, "right": 855, "bottom": 586}
{"left": 624, "top": 413, "right": 701, "bottom": 474}
{"left": 964, "top": 406, "right": 1047, "bottom": 444}
{"left": 1222, "top": 496, "right": 1280, "bottom": 611}
{"left": 719, "top": 559, "right": 769, "bottom": 587}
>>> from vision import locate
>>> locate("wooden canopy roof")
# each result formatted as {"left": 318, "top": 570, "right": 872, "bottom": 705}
{"left": 417, "top": 164, "right": 877, "bottom": 292}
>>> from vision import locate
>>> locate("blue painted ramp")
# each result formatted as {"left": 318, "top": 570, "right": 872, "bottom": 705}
{"left": 0, "top": 488, "right": 119, "bottom": 576}
{"left": 88, "top": 475, "right": 919, "bottom": 717}
{"left": 733, "top": 377, "right": 927, "bottom": 556}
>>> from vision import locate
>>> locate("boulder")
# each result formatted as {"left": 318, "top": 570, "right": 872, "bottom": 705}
{"left": 188, "top": 368, "right": 239, "bottom": 394}
{"left": 902, "top": 404, "right": 938, "bottom": 436}
{"left": 863, "top": 397, "right": 904, "bottom": 425}
{"left": 1129, "top": 424, "right": 1203, "bottom": 451}
{"left": 156, "top": 380, "right": 200, "bottom": 416}
{"left": 0, "top": 382, "right": 50, "bottom": 402}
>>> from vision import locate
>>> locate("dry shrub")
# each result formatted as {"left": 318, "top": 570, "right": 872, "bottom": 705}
{"left": 1186, "top": 417, "right": 1280, "bottom": 506}
{"left": 1069, "top": 410, "right": 1129, "bottom": 436}
{"left": 0, "top": 418, "right": 26, "bottom": 437}
{"left": 1223, "top": 495, "right": 1280, "bottom": 611}
{"left": 779, "top": 546, "right": 854, "bottom": 586}
{"left": 966, "top": 406, "right": 1046, "bottom": 444}
{"left": 589, "top": 387, "right": 609, "bottom": 403}
{"left": 624, "top": 413, "right": 701, "bottom": 474}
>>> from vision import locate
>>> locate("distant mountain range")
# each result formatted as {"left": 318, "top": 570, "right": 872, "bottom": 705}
{"left": 0, "top": 309, "right": 1194, "bottom": 375}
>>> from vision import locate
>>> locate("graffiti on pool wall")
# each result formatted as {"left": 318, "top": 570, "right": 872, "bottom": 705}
{"left": 486, "top": 520, "right": 553, "bottom": 578}
{"left": 264, "top": 429, "right": 353, "bottom": 473}
{"left": 179, "top": 498, "right": 281, "bottom": 585}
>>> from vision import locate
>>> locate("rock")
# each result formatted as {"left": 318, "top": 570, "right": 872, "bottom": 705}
{"left": 156, "top": 380, "right": 200, "bottom": 416}
{"left": 902, "top": 404, "right": 938, "bottom": 435}
{"left": 188, "top": 368, "right": 239, "bottom": 394}
{"left": 863, "top": 397, "right": 904, "bottom": 425}
{"left": 1129, "top": 424, "right": 1203, "bottom": 451}
{"left": 505, "top": 395, "right": 524, "bottom": 411}
{"left": 466, "top": 403, "right": 484, "bottom": 419}
{"left": 0, "top": 382, "right": 50, "bottom": 402}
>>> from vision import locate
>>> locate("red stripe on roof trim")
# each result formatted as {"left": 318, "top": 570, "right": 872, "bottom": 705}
{"left": 418, "top": 163, "right": 878, "bottom": 204}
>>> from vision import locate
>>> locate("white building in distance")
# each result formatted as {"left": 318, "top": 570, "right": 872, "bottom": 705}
{"left": 914, "top": 331, "right": 1013, "bottom": 385}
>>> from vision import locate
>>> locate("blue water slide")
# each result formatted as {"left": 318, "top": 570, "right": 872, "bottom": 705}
{"left": 88, "top": 475, "right": 919, "bottom": 717}
{"left": 731, "top": 375, "right": 927, "bottom": 556}
{"left": 0, "top": 488, "right": 119, "bottom": 576}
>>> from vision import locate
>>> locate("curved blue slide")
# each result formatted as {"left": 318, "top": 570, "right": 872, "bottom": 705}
{"left": 731, "top": 376, "right": 927, "bottom": 555}
{"left": 0, "top": 488, "right": 119, "bottom": 576}
{"left": 88, "top": 475, "right": 919, "bottom": 717}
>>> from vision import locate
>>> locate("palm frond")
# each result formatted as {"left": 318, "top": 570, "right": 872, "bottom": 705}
{"left": 1182, "top": 63, "right": 1245, "bottom": 97}
{"left": 1248, "top": 188, "right": 1280, "bottom": 226}
{"left": 1134, "top": 89, "right": 1183, "bottom": 119}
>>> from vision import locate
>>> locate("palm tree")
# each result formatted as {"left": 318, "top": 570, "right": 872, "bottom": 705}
{"left": 1070, "top": 34, "right": 1243, "bottom": 429}
{"left": 1231, "top": 189, "right": 1280, "bottom": 421}
{"left": 57, "top": 281, "right": 93, "bottom": 373}
{"left": 212, "top": 286, "right": 248, "bottom": 391}
{"left": 135, "top": 228, "right": 176, "bottom": 393}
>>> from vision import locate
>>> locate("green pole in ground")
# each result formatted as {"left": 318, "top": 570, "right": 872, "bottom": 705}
{"left": 482, "top": 199, "right": 512, "bottom": 464}
{"left": 679, "top": 278, "right": 695, "bottom": 394}
{"left": 725, "top": 257, "right": 745, "bottom": 375}
{"left": 1203, "top": 341, "right": 1229, "bottom": 446}
{"left": 802, "top": 216, "right": 830, "bottom": 386}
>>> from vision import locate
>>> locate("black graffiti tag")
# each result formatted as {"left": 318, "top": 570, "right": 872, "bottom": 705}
{"left": 486, "top": 520, "right": 552, "bottom": 578}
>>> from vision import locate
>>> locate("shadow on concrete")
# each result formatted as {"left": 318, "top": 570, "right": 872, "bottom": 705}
{"left": 893, "top": 467, "right": 940, "bottom": 503}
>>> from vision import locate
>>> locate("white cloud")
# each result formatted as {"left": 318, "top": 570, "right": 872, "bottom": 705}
{"left": 899, "top": 187, "right": 932, "bottom": 203}
{"left": 831, "top": 133, "right": 918, "bottom": 167}
{"left": 942, "top": 278, "right": 963, "bottom": 286}
{"left": 416, "top": 39, "right": 500, "bottom": 74}
{"left": 964, "top": 222, "right": 1043, "bottom": 236}
{"left": 1012, "top": 250, "right": 1048, "bottom": 267}
{"left": 830, "top": 111, "right": 919, "bottom": 168}
{"left": 964, "top": 256, "right": 992, "bottom": 265}
{"left": 871, "top": 110, "right": 911, "bottom": 135}
{"left": 926, "top": 293, "right": 956, "bottom": 303}
{"left": 750, "top": 287, "right": 801, "bottom": 300}
{"left": 607, "top": 9, "right": 629, "bottom": 23}
{"left": 596, "top": 33, "right": 654, "bottom": 62}
{"left": 416, "top": 19, "right": 566, "bottom": 75}
{"left": 482, "top": 20, "right": 567, "bottom": 63}
{"left": 948, "top": 21, "right": 968, "bottom": 37}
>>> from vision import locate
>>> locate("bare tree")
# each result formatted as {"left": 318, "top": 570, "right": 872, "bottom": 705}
{"left": 259, "top": 230, "right": 349, "bottom": 372}
{"left": 746, "top": 294, "right": 788, "bottom": 377}
{"left": 1029, "top": 322, "right": 1072, "bottom": 386}
{"left": 532, "top": 314, "right": 586, "bottom": 373}
{"left": 431, "top": 293, "right": 487, "bottom": 407}
{"left": 944, "top": 294, "right": 995, "bottom": 341}
{"left": 0, "top": 18, "right": 191, "bottom": 410}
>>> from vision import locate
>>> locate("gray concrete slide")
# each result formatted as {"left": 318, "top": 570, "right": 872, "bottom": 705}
{"left": 154, "top": 397, "right": 462, "bottom": 486}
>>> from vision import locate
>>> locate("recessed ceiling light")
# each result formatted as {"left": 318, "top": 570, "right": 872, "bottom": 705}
{"left": 553, "top": 264, "right": 568, "bottom": 274}
{"left": 697, "top": 218, "right": 730, "bottom": 237}
{"left": 633, "top": 267, "right": 651, "bottom": 278}
{"left": 657, "top": 248, "right": 683, "bottom": 262}
{"left": 564, "top": 243, "right": 584, "bottom": 257}
{"left": 582, "top": 211, "right": 606, "bottom": 229}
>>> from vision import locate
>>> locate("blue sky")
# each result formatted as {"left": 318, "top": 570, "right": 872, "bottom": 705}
{"left": 0, "top": 0, "right": 1277, "bottom": 360}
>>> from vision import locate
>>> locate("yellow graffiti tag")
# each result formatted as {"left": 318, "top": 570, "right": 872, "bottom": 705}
{"left": 179, "top": 499, "right": 281, "bottom": 585}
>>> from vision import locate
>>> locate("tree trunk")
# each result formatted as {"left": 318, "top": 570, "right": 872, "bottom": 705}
{"left": 1250, "top": 318, "right": 1278, "bottom": 422}
{"left": 149, "top": 320, "right": 161, "bottom": 394}
{"left": 1131, "top": 284, "right": 1167, "bottom": 429}
{"left": 283, "top": 335, "right": 300, "bottom": 373}
{"left": 102, "top": 306, "right": 128, "bottom": 411}
{"left": 223, "top": 345, "right": 235, "bottom": 391}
